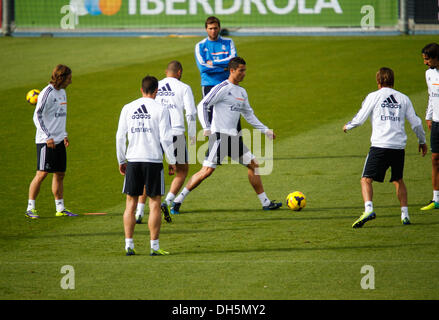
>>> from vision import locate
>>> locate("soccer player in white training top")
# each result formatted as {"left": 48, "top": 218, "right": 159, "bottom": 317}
{"left": 135, "top": 61, "right": 197, "bottom": 224}
{"left": 420, "top": 43, "right": 439, "bottom": 211}
{"left": 25, "top": 64, "right": 78, "bottom": 219}
{"left": 116, "top": 75, "right": 176, "bottom": 256}
{"left": 343, "top": 67, "right": 427, "bottom": 227}
{"left": 170, "top": 57, "right": 282, "bottom": 215}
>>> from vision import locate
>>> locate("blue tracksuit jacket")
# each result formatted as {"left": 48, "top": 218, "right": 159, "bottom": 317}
{"left": 195, "top": 36, "right": 237, "bottom": 87}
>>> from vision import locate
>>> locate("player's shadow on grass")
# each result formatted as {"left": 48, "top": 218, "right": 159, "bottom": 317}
{"left": 187, "top": 203, "right": 416, "bottom": 214}
{"left": 272, "top": 152, "right": 425, "bottom": 161}
{"left": 15, "top": 225, "right": 256, "bottom": 239}
{"left": 172, "top": 208, "right": 351, "bottom": 223}
{"left": 272, "top": 154, "right": 365, "bottom": 161}
{"left": 231, "top": 214, "right": 353, "bottom": 223}
{"left": 161, "top": 226, "right": 258, "bottom": 235}
{"left": 99, "top": 202, "right": 435, "bottom": 218}
{"left": 308, "top": 204, "right": 419, "bottom": 211}
{"left": 362, "top": 220, "right": 439, "bottom": 229}
{"left": 177, "top": 208, "right": 263, "bottom": 214}
{"left": 174, "top": 242, "right": 436, "bottom": 256}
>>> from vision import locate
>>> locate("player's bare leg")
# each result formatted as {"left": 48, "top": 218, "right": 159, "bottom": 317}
{"left": 186, "top": 166, "right": 215, "bottom": 191}
{"left": 124, "top": 194, "right": 138, "bottom": 255}
{"left": 149, "top": 195, "right": 169, "bottom": 255}
{"left": 247, "top": 159, "right": 281, "bottom": 210}
{"left": 393, "top": 179, "right": 410, "bottom": 224}
{"left": 393, "top": 179, "right": 408, "bottom": 207}
{"left": 144, "top": 164, "right": 191, "bottom": 219}
{"left": 432, "top": 153, "right": 439, "bottom": 191}
{"left": 25, "top": 171, "right": 49, "bottom": 219}
{"left": 148, "top": 196, "right": 161, "bottom": 240}
{"left": 138, "top": 187, "right": 147, "bottom": 204}
{"left": 135, "top": 187, "right": 147, "bottom": 223}
{"left": 360, "top": 177, "right": 373, "bottom": 203}
{"left": 124, "top": 195, "right": 138, "bottom": 239}
{"left": 170, "top": 166, "right": 215, "bottom": 214}
{"left": 421, "top": 153, "right": 439, "bottom": 210}
{"left": 52, "top": 171, "right": 77, "bottom": 217}
{"left": 169, "top": 163, "right": 189, "bottom": 195}
{"left": 28, "top": 171, "right": 48, "bottom": 201}
{"left": 52, "top": 172, "right": 65, "bottom": 200}
{"left": 161, "top": 164, "right": 189, "bottom": 219}
{"left": 353, "top": 177, "right": 376, "bottom": 228}
{"left": 247, "top": 160, "right": 264, "bottom": 194}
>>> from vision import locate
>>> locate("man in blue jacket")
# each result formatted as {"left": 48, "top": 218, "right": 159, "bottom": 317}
{"left": 195, "top": 16, "right": 237, "bottom": 97}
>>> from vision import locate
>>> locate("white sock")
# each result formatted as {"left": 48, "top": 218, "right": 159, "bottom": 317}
{"left": 27, "top": 200, "right": 36, "bottom": 211}
{"left": 434, "top": 190, "right": 439, "bottom": 202}
{"left": 165, "top": 192, "right": 175, "bottom": 205}
{"left": 136, "top": 202, "right": 145, "bottom": 215}
{"left": 365, "top": 201, "right": 373, "bottom": 213}
{"left": 150, "top": 239, "right": 160, "bottom": 251}
{"left": 257, "top": 192, "right": 271, "bottom": 206}
{"left": 125, "top": 238, "right": 134, "bottom": 250}
{"left": 174, "top": 188, "right": 190, "bottom": 204}
{"left": 401, "top": 206, "right": 409, "bottom": 220}
{"left": 55, "top": 199, "right": 65, "bottom": 212}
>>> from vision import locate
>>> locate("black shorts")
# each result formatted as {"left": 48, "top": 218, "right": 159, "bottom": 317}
{"left": 362, "top": 147, "right": 405, "bottom": 183}
{"left": 173, "top": 134, "right": 188, "bottom": 164}
{"left": 36, "top": 142, "right": 66, "bottom": 173}
{"left": 123, "top": 162, "right": 164, "bottom": 197}
{"left": 431, "top": 121, "right": 439, "bottom": 153}
{"left": 202, "top": 86, "right": 215, "bottom": 97}
{"left": 203, "top": 132, "right": 254, "bottom": 168}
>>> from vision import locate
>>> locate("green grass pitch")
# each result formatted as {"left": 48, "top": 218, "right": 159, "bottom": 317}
{"left": 0, "top": 35, "right": 438, "bottom": 300}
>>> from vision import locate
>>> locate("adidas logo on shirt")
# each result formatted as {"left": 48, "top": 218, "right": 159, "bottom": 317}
{"left": 157, "top": 83, "right": 175, "bottom": 96}
{"left": 131, "top": 104, "right": 151, "bottom": 119}
{"left": 381, "top": 95, "right": 401, "bottom": 109}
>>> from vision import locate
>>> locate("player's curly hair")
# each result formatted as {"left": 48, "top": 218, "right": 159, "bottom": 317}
{"left": 50, "top": 64, "right": 72, "bottom": 90}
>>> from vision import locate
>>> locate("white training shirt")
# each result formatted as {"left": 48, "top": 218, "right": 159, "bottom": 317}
{"left": 197, "top": 80, "right": 269, "bottom": 136}
{"left": 425, "top": 68, "right": 439, "bottom": 122}
{"left": 33, "top": 84, "right": 68, "bottom": 144}
{"left": 155, "top": 77, "right": 197, "bottom": 137}
{"left": 116, "top": 97, "right": 176, "bottom": 164}
{"left": 345, "top": 87, "right": 426, "bottom": 149}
